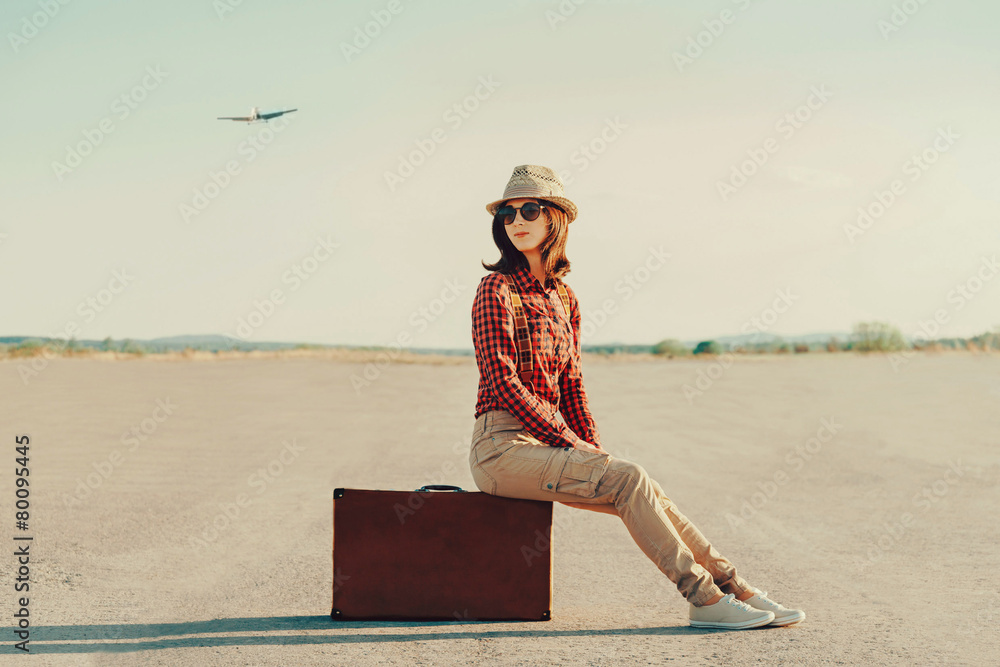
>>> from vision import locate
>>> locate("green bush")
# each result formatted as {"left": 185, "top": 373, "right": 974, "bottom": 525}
{"left": 9, "top": 340, "right": 44, "bottom": 357}
{"left": 692, "top": 340, "right": 721, "bottom": 355}
{"left": 120, "top": 339, "right": 146, "bottom": 356}
{"left": 852, "top": 321, "right": 906, "bottom": 352}
{"left": 653, "top": 339, "right": 690, "bottom": 357}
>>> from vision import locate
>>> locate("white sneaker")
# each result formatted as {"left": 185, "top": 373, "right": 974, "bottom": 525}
{"left": 742, "top": 587, "right": 806, "bottom": 626}
{"left": 689, "top": 593, "right": 775, "bottom": 629}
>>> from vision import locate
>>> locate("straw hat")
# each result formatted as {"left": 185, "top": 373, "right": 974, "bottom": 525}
{"left": 485, "top": 165, "right": 578, "bottom": 223}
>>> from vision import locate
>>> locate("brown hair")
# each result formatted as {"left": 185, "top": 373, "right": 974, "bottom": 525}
{"left": 481, "top": 199, "right": 572, "bottom": 280}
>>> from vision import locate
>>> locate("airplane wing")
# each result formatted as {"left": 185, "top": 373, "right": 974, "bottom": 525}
{"left": 259, "top": 108, "right": 297, "bottom": 120}
{"left": 218, "top": 116, "right": 253, "bottom": 121}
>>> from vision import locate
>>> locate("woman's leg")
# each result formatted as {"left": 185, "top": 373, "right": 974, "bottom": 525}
{"left": 561, "top": 477, "right": 753, "bottom": 598}
{"left": 647, "top": 477, "right": 753, "bottom": 599}
{"left": 469, "top": 411, "right": 726, "bottom": 607}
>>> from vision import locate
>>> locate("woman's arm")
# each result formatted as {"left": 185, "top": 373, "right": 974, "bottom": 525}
{"left": 557, "top": 284, "right": 602, "bottom": 448}
{"left": 472, "top": 275, "right": 588, "bottom": 449}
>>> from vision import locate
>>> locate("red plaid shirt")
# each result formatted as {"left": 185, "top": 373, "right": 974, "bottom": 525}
{"left": 472, "top": 263, "right": 602, "bottom": 449}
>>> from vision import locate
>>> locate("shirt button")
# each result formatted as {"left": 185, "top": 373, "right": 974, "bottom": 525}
{"left": 547, "top": 483, "right": 553, "bottom": 489}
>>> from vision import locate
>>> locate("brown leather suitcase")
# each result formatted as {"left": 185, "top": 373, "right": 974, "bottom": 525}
{"left": 331, "top": 484, "right": 553, "bottom": 622}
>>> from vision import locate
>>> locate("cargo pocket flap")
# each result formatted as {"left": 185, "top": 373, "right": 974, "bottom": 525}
{"left": 546, "top": 451, "right": 609, "bottom": 498}
{"left": 562, "top": 459, "right": 606, "bottom": 483}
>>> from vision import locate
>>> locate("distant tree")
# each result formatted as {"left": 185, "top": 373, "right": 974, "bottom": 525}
{"left": 121, "top": 339, "right": 145, "bottom": 356}
{"left": 12, "top": 340, "right": 42, "bottom": 357}
{"left": 653, "top": 339, "right": 689, "bottom": 357}
{"left": 692, "top": 340, "right": 721, "bottom": 355}
{"left": 972, "top": 329, "right": 1000, "bottom": 351}
{"left": 793, "top": 343, "right": 810, "bottom": 353}
{"left": 776, "top": 342, "right": 790, "bottom": 354}
{"left": 826, "top": 336, "right": 841, "bottom": 352}
{"left": 101, "top": 337, "right": 113, "bottom": 352}
{"left": 852, "top": 321, "right": 906, "bottom": 352}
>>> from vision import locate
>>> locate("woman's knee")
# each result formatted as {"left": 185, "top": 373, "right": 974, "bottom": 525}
{"left": 611, "top": 457, "right": 648, "bottom": 485}
{"left": 598, "top": 457, "right": 633, "bottom": 495}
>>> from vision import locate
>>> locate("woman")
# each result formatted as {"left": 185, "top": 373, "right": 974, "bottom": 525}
{"left": 469, "top": 165, "right": 805, "bottom": 630}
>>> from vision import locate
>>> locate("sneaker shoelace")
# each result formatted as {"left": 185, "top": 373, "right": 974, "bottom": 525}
{"left": 724, "top": 595, "right": 756, "bottom": 613}
{"left": 752, "top": 590, "right": 784, "bottom": 611}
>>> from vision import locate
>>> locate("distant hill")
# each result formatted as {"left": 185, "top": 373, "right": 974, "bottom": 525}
{"left": 0, "top": 331, "right": 851, "bottom": 356}
{"left": 146, "top": 334, "right": 242, "bottom": 347}
{"left": 682, "top": 332, "right": 852, "bottom": 348}
{"left": 0, "top": 334, "right": 477, "bottom": 356}
{"left": 2, "top": 329, "right": 993, "bottom": 356}
{"left": 1, "top": 335, "right": 321, "bottom": 353}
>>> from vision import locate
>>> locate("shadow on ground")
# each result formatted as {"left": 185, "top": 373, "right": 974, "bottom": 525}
{"left": 3, "top": 615, "right": 760, "bottom": 653}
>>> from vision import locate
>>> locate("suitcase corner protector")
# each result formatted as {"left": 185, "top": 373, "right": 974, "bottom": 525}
{"left": 331, "top": 608, "right": 342, "bottom": 620}
{"left": 541, "top": 610, "right": 551, "bottom": 621}
{"left": 333, "top": 488, "right": 345, "bottom": 499}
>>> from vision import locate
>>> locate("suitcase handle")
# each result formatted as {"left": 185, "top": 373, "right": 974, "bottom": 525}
{"left": 414, "top": 484, "right": 467, "bottom": 493}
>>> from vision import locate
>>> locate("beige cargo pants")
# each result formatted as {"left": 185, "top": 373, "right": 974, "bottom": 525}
{"left": 470, "top": 410, "right": 752, "bottom": 607}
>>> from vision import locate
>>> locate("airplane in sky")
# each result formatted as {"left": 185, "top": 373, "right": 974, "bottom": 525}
{"left": 217, "top": 107, "right": 297, "bottom": 124}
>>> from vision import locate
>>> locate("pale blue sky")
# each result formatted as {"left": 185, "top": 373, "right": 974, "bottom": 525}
{"left": 2, "top": 0, "right": 998, "bottom": 348}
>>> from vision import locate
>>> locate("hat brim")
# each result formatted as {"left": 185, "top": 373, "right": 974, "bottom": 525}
{"left": 485, "top": 196, "right": 578, "bottom": 223}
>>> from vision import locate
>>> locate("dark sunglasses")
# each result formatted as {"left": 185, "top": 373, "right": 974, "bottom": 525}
{"left": 496, "top": 202, "right": 551, "bottom": 225}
